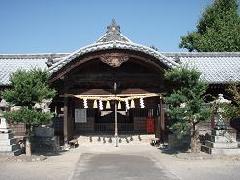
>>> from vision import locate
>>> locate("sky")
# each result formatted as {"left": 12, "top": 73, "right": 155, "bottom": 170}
{"left": 0, "top": 0, "right": 212, "bottom": 54}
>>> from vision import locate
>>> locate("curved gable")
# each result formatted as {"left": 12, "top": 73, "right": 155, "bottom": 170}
{"left": 49, "top": 20, "right": 178, "bottom": 82}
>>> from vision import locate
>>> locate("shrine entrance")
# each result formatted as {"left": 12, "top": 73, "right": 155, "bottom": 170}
{"left": 69, "top": 93, "right": 162, "bottom": 135}
{"left": 94, "top": 108, "right": 134, "bottom": 133}
{"left": 48, "top": 20, "right": 176, "bottom": 143}
{"left": 94, "top": 107, "right": 158, "bottom": 134}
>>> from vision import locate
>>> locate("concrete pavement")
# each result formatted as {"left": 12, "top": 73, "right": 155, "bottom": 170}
{"left": 70, "top": 153, "right": 178, "bottom": 180}
{"left": 1, "top": 144, "right": 240, "bottom": 180}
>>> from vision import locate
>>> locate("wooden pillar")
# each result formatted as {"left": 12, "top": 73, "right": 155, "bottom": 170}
{"left": 64, "top": 96, "right": 69, "bottom": 144}
{"left": 155, "top": 103, "right": 161, "bottom": 138}
{"left": 68, "top": 98, "right": 74, "bottom": 139}
{"left": 155, "top": 96, "right": 162, "bottom": 139}
{"left": 160, "top": 97, "right": 165, "bottom": 143}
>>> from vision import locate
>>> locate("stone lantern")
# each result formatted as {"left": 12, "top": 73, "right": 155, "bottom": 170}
{"left": 211, "top": 94, "right": 231, "bottom": 132}
{"left": 201, "top": 94, "right": 240, "bottom": 155}
{"left": 0, "top": 99, "right": 10, "bottom": 132}
{"left": 0, "top": 99, "right": 21, "bottom": 155}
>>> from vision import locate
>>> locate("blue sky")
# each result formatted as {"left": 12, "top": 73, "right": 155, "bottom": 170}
{"left": 0, "top": 0, "right": 212, "bottom": 53}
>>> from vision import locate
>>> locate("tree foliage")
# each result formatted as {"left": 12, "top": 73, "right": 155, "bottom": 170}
{"left": 2, "top": 69, "right": 56, "bottom": 127}
{"left": 165, "top": 67, "right": 211, "bottom": 152}
{"left": 180, "top": 0, "right": 240, "bottom": 52}
{"left": 1, "top": 69, "right": 56, "bottom": 156}
{"left": 2, "top": 69, "right": 55, "bottom": 107}
{"left": 223, "top": 84, "right": 240, "bottom": 119}
{"left": 4, "top": 107, "right": 52, "bottom": 126}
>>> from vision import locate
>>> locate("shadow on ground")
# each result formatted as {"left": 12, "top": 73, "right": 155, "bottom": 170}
{"left": 156, "top": 144, "right": 189, "bottom": 155}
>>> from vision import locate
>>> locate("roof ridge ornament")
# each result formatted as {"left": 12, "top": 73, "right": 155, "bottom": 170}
{"left": 96, "top": 19, "right": 131, "bottom": 43}
{"left": 100, "top": 53, "right": 129, "bottom": 67}
{"left": 107, "top": 19, "right": 121, "bottom": 34}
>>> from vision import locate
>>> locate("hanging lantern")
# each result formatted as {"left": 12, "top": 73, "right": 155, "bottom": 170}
{"left": 140, "top": 97, "right": 145, "bottom": 108}
{"left": 125, "top": 99, "right": 130, "bottom": 110}
{"left": 130, "top": 99, "right": 135, "bottom": 108}
{"left": 99, "top": 100, "right": 103, "bottom": 110}
{"left": 83, "top": 98, "right": 88, "bottom": 108}
{"left": 106, "top": 101, "right": 111, "bottom": 109}
{"left": 117, "top": 101, "right": 122, "bottom": 110}
{"left": 93, "top": 100, "right": 98, "bottom": 108}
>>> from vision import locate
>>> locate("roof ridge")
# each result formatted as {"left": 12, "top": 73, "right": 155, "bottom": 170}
{"left": 49, "top": 40, "right": 178, "bottom": 73}
{"left": 162, "top": 52, "right": 240, "bottom": 57}
{"left": 0, "top": 53, "right": 69, "bottom": 59}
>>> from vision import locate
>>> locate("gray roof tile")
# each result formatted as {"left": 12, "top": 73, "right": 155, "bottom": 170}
{"left": 0, "top": 52, "right": 240, "bottom": 86}
{"left": 163, "top": 52, "right": 240, "bottom": 84}
{"left": 0, "top": 54, "right": 68, "bottom": 85}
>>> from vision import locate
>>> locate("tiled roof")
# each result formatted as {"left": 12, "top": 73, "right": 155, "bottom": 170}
{"left": 0, "top": 20, "right": 240, "bottom": 86}
{"left": 49, "top": 20, "right": 178, "bottom": 73}
{"left": 163, "top": 52, "right": 240, "bottom": 84}
{"left": 48, "top": 41, "right": 179, "bottom": 73}
{"left": 0, "top": 52, "right": 240, "bottom": 86}
{"left": 0, "top": 54, "right": 67, "bottom": 85}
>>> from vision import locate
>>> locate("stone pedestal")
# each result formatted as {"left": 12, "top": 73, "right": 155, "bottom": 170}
{"left": 31, "top": 127, "right": 59, "bottom": 153}
{"left": 0, "top": 117, "right": 21, "bottom": 156}
{"left": 202, "top": 129, "right": 240, "bottom": 155}
{"left": 0, "top": 117, "right": 10, "bottom": 132}
{"left": 168, "top": 133, "right": 190, "bottom": 151}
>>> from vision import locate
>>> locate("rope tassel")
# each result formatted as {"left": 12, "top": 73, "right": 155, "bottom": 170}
{"left": 130, "top": 99, "right": 135, "bottom": 108}
{"left": 106, "top": 100, "right": 111, "bottom": 109}
{"left": 93, "top": 100, "right": 98, "bottom": 108}
{"left": 117, "top": 101, "right": 122, "bottom": 110}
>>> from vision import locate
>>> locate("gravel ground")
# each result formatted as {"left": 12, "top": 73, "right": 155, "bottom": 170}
{"left": 0, "top": 145, "right": 240, "bottom": 180}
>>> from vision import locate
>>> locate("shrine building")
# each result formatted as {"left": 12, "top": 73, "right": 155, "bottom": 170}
{"left": 0, "top": 20, "right": 240, "bottom": 143}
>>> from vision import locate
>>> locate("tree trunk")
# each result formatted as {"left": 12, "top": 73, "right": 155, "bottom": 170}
{"left": 25, "top": 136, "right": 32, "bottom": 156}
{"left": 25, "top": 125, "right": 32, "bottom": 156}
{"left": 190, "top": 125, "right": 199, "bottom": 153}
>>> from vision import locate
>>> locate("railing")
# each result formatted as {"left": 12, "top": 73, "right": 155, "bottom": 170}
{"left": 95, "top": 123, "right": 134, "bottom": 133}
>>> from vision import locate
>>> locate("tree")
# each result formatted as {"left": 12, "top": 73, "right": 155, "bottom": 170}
{"left": 179, "top": 0, "right": 240, "bottom": 52}
{"left": 165, "top": 67, "right": 210, "bottom": 152}
{"left": 223, "top": 84, "right": 240, "bottom": 119}
{"left": 2, "top": 69, "right": 56, "bottom": 156}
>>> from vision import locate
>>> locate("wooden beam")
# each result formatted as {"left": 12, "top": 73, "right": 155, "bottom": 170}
{"left": 63, "top": 96, "right": 69, "bottom": 145}
{"left": 160, "top": 97, "right": 165, "bottom": 143}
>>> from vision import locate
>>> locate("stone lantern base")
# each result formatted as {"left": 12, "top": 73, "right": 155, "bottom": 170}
{"left": 0, "top": 118, "right": 21, "bottom": 156}
{"left": 201, "top": 129, "right": 240, "bottom": 155}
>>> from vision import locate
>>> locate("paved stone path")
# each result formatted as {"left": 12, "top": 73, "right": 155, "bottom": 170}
{"left": 70, "top": 153, "right": 178, "bottom": 180}
{"left": 1, "top": 145, "right": 240, "bottom": 180}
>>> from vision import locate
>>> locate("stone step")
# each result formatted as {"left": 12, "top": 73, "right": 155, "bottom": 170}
{"left": 0, "top": 149, "right": 21, "bottom": 156}
{"left": 205, "top": 140, "right": 238, "bottom": 148}
{"left": 210, "top": 135, "right": 235, "bottom": 143}
{"left": 0, "top": 133, "right": 14, "bottom": 140}
{"left": 0, "top": 138, "right": 17, "bottom": 145}
{"left": 0, "top": 144, "right": 19, "bottom": 152}
{"left": 77, "top": 135, "right": 155, "bottom": 145}
{"left": 78, "top": 138, "right": 151, "bottom": 144}
{"left": 201, "top": 145, "right": 240, "bottom": 155}
{"left": 211, "top": 148, "right": 240, "bottom": 155}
